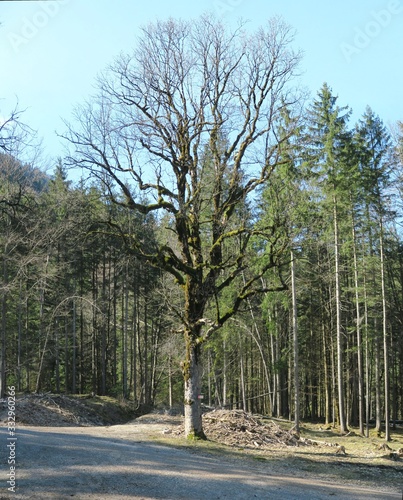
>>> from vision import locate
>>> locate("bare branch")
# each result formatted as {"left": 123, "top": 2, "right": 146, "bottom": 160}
{"left": 62, "top": 14, "right": 301, "bottom": 333}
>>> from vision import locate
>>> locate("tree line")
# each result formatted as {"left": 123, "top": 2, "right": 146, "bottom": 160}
{"left": 1, "top": 15, "right": 403, "bottom": 439}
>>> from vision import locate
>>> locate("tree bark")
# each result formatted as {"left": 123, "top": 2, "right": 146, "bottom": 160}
{"left": 183, "top": 333, "right": 205, "bottom": 439}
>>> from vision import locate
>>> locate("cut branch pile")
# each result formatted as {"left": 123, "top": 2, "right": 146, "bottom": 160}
{"left": 12, "top": 393, "right": 104, "bottom": 426}
{"left": 0, "top": 393, "right": 130, "bottom": 427}
{"left": 198, "top": 409, "right": 321, "bottom": 449}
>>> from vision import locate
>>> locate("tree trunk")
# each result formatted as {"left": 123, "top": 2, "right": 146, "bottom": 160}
{"left": 239, "top": 334, "right": 247, "bottom": 410}
{"left": 72, "top": 299, "right": 77, "bottom": 394}
{"left": 101, "top": 252, "right": 107, "bottom": 396}
{"left": 270, "top": 312, "right": 278, "bottom": 417}
{"left": 122, "top": 268, "right": 129, "bottom": 399}
{"left": 55, "top": 320, "right": 60, "bottom": 393}
{"left": 291, "top": 250, "right": 300, "bottom": 433}
{"left": 364, "top": 270, "right": 370, "bottom": 438}
{"left": 319, "top": 248, "right": 332, "bottom": 426}
{"left": 334, "top": 196, "right": 348, "bottom": 433}
{"left": 222, "top": 338, "right": 227, "bottom": 407}
{"left": 168, "top": 354, "right": 173, "bottom": 409}
{"left": 374, "top": 317, "right": 382, "bottom": 432}
{"left": 351, "top": 208, "right": 364, "bottom": 435}
{"left": 380, "top": 219, "right": 390, "bottom": 441}
{"left": 64, "top": 319, "right": 69, "bottom": 392}
{"left": 183, "top": 333, "right": 205, "bottom": 439}
{"left": 17, "top": 282, "right": 23, "bottom": 393}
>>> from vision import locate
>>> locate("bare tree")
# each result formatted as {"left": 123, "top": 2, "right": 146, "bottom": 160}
{"left": 0, "top": 104, "right": 35, "bottom": 156}
{"left": 63, "top": 14, "right": 302, "bottom": 438}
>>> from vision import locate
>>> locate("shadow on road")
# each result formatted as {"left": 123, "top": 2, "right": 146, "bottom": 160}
{"left": 1, "top": 427, "right": 401, "bottom": 499}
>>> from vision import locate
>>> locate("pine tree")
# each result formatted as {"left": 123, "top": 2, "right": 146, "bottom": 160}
{"left": 355, "top": 107, "right": 394, "bottom": 441}
{"left": 305, "top": 83, "right": 352, "bottom": 433}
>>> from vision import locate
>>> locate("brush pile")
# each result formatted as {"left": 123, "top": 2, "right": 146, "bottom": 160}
{"left": 0, "top": 393, "right": 133, "bottom": 427}
{"left": 199, "top": 409, "right": 318, "bottom": 448}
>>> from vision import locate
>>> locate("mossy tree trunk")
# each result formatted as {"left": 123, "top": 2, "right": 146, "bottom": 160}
{"left": 183, "top": 333, "right": 205, "bottom": 439}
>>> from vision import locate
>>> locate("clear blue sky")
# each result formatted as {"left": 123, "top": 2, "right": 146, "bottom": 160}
{"left": 1, "top": 0, "right": 402, "bottom": 168}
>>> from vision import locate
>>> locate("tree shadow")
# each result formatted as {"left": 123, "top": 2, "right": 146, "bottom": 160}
{"left": 0, "top": 427, "right": 401, "bottom": 500}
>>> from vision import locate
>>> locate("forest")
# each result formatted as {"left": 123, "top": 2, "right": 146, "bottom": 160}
{"left": 1, "top": 16, "right": 403, "bottom": 440}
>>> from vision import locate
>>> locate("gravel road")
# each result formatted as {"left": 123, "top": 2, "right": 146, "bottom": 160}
{"left": 1, "top": 423, "right": 402, "bottom": 499}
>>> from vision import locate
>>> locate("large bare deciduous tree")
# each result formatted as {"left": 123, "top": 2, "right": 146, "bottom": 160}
{"left": 63, "top": 14, "right": 302, "bottom": 438}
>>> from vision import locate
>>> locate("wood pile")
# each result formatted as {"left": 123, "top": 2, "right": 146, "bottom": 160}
{"left": 201, "top": 409, "right": 314, "bottom": 449}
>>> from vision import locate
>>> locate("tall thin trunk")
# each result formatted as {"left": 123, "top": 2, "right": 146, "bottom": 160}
{"left": 17, "top": 281, "right": 23, "bottom": 392}
{"left": 380, "top": 218, "right": 390, "bottom": 441}
{"left": 168, "top": 354, "right": 173, "bottom": 409}
{"left": 150, "top": 319, "right": 160, "bottom": 405}
{"left": 319, "top": 247, "right": 331, "bottom": 425}
{"left": 207, "top": 349, "right": 212, "bottom": 407}
{"left": 222, "top": 338, "right": 227, "bottom": 407}
{"left": 55, "top": 319, "right": 60, "bottom": 393}
{"left": 72, "top": 299, "right": 77, "bottom": 394}
{"left": 79, "top": 280, "right": 85, "bottom": 394}
{"left": 275, "top": 325, "right": 281, "bottom": 417}
{"left": 25, "top": 290, "right": 30, "bottom": 391}
{"left": 101, "top": 253, "right": 107, "bottom": 396}
{"left": 375, "top": 316, "right": 382, "bottom": 432}
{"left": 334, "top": 196, "right": 348, "bottom": 433}
{"left": 351, "top": 207, "right": 364, "bottom": 435}
{"left": 291, "top": 250, "right": 300, "bottom": 433}
{"left": 132, "top": 285, "right": 138, "bottom": 404}
{"left": 122, "top": 266, "right": 129, "bottom": 399}
{"left": 143, "top": 294, "right": 149, "bottom": 405}
{"left": 91, "top": 264, "right": 97, "bottom": 395}
{"left": 239, "top": 334, "right": 247, "bottom": 410}
{"left": 112, "top": 268, "right": 118, "bottom": 388}
{"left": 270, "top": 310, "right": 277, "bottom": 416}
{"left": 322, "top": 319, "right": 331, "bottom": 425}
{"left": 363, "top": 269, "right": 370, "bottom": 437}
{"left": 64, "top": 318, "right": 69, "bottom": 392}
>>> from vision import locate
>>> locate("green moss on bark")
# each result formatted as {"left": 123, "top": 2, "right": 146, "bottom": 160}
{"left": 186, "top": 429, "right": 207, "bottom": 441}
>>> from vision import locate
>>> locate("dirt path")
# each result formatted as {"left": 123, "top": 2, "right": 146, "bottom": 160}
{"left": 1, "top": 421, "right": 402, "bottom": 500}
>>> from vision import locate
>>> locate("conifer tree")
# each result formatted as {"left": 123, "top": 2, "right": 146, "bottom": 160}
{"left": 355, "top": 107, "right": 394, "bottom": 441}
{"left": 305, "top": 83, "right": 352, "bottom": 433}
